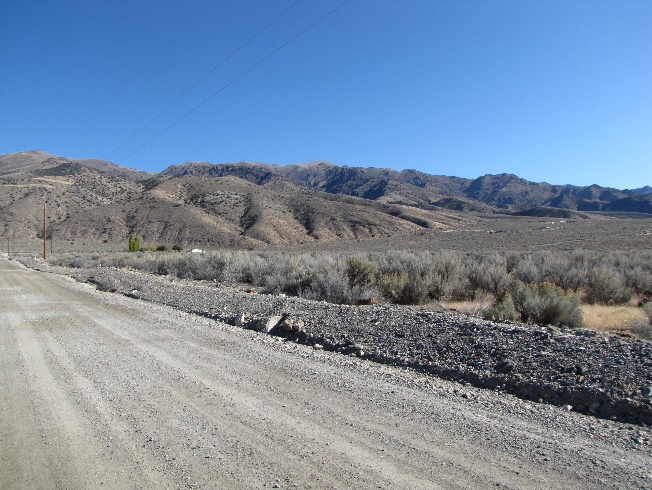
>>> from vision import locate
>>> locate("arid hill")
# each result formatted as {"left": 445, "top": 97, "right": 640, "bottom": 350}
{"left": 1, "top": 150, "right": 650, "bottom": 249}
{"left": 162, "top": 159, "right": 652, "bottom": 213}
{"left": 0, "top": 151, "right": 470, "bottom": 249}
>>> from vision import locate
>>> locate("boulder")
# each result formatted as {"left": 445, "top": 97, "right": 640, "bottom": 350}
{"left": 252, "top": 315, "right": 284, "bottom": 333}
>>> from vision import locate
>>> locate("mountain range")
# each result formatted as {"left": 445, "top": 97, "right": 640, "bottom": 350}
{"left": 1, "top": 149, "right": 650, "bottom": 248}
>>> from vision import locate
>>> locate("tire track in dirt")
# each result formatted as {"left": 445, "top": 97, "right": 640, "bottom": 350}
{"left": 65, "top": 299, "right": 455, "bottom": 488}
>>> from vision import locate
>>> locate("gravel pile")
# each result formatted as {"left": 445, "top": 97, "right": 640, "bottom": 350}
{"left": 24, "top": 258, "right": 652, "bottom": 425}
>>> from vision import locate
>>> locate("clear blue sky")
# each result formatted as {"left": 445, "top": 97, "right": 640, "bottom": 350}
{"left": 1, "top": 0, "right": 650, "bottom": 189}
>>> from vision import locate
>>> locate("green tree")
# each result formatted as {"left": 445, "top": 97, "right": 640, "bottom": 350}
{"left": 128, "top": 233, "right": 142, "bottom": 252}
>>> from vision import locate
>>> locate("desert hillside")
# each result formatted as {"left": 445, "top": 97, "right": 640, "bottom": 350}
{"left": 1, "top": 150, "right": 650, "bottom": 249}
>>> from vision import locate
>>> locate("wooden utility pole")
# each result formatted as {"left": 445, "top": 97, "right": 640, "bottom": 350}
{"left": 43, "top": 203, "right": 47, "bottom": 261}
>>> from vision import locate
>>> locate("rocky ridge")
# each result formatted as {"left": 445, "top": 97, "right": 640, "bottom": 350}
{"left": 2, "top": 150, "right": 652, "bottom": 250}
{"left": 21, "top": 258, "right": 652, "bottom": 426}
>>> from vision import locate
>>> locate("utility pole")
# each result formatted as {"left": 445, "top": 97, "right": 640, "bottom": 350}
{"left": 43, "top": 203, "right": 47, "bottom": 261}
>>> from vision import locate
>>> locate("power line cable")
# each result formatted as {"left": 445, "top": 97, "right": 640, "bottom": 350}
{"left": 118, "top": 0, "right": 351, "bottom": 165}
{"left": 106, "top": 0, "right": 302, "bottom": 160}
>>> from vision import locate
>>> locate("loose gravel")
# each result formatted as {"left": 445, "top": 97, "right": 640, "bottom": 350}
{"left": 22, "top": 258, "right": 652, "bottom": 425}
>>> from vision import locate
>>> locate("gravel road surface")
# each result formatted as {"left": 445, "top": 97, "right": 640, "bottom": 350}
{"left": 1, "top": 256, "right": 651, "bottom": 489}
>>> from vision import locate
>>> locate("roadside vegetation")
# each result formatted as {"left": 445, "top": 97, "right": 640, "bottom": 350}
{"left": 50, "top": 248, "right": 652, "bottom": 334}
{"left": 632, "top": 301, "right": 652, "bottom": 339}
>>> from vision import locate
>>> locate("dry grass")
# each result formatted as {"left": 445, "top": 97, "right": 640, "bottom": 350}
{"left": 442, "top": 294, "right": 494, "bottom": 319}
{"left": 580, "top": 304, "right": 646, "bottom": 333}
{"left": 442, "top": 299, "right": 647, "bottom": 335}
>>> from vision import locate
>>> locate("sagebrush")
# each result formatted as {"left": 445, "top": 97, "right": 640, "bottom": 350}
{"left": 50, "top": 249, "right": 651, "bottom": 316}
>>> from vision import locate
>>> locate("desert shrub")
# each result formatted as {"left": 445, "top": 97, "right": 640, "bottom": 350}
{"left": 540, "top": 252, "right": 587, "bottom": 291}
{"left": 345, "top": 257, "right": 376, "bottom": 292}
{"left": 623, "top": 265, "right": 652, "bottom": 295}
{"left": 156, "top": 244, "right": 169, "bottom": 252}
{"left": 172, "top": 244, "right": 182, "bottom": 252}
{"left": 632, "top": 302, "right": 652, "bottom": 340}
{"left": 262, "top": 256, "right": 311, "bottom": 295}
{"left": 122, "top": 252, "right": 154, "bottom": 272}
{"left": 202, "top": 252, "right": 235, "bottom": 282}
{"left": 377, "top": 271, "right": 410, "bottom": 303}
{"left": 152, "top": 255, "right": 173, "bottom": 275}
{"left": 368, "top": 249, "right": 418, "bottom": 276}
{"left": 466, "top": 254, "right": 511, "bottom": 297}
{"left": 156, "top": 251, "right": 233, "bottom": 283}
{"left": 45, "top": 248, "right": 652, "bottom": 310}
{"left": 510, "top": 281, "right": 583, "bottom": 327}
{"left": 485, "top": 293, "right": 520, "bottom": 322}
{"left": 70, "top": 255, "right": 93, "bottom": 268}
{"left": 368, "top": 250, "right": 433, "bottom": 304}
{"left": 427, "top": 251, "right": 466, "bottom": 300}
{"left": 401, "top": 273, "right": 431, "bottom": 304}
{"left": 261, "top": 270, "right": 288, "bottom": 295}
{"left": 263, "top": 254, "right": 352, "bottom": 304}
{"left": 169, "top": 254, "right": 205, "bottom": 279}
{"left": 109, "top": 253, "right": 131, "bottom": 268}
{"left": 645, "top": 301, "right": 652, "bottom": 323}
{"left": 233, "top": 252, "right": 279, "bottom": 285}
{"left": 511, "top": 255, "right": 542, "bottom": 285}
{"left": 632, "top": 323, "right": 652, "bottom": 340}
{"left": 585, "top": 268, "right": 632, "bottom": 305}
{"left": 379, "top": 272, "right": 429, "bottom": 304}
{"left": 557, "top": 266, "right": 587, "bottom": 292}
{"left": 298, "top": 268, "right": 353, "bottom": 304}
{"left": 505, "top": 252, "right": 522, "bottom": 274}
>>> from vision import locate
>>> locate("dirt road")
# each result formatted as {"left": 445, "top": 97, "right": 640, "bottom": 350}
{"left": 1, "top": 256, "right": 650, "bottom": 489}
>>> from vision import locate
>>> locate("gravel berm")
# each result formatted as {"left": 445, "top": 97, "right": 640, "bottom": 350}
{"left": 21, "top": 258, "right": 652, "bottom": 425}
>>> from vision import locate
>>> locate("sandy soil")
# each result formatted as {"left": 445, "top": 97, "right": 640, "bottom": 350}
{"left": 1, "top": 256, "right": 650, "bottom": 489}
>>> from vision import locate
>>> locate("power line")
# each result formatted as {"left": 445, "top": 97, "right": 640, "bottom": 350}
{"left": 107, "top": 0, "right": 303, "bottom": 161}
{"left": 118, "top": 0, "right": 351, "bottom": 165}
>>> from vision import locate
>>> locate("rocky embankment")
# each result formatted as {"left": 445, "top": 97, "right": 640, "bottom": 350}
{"left": 21, "top": 258, "right": 652, "bottom": 425}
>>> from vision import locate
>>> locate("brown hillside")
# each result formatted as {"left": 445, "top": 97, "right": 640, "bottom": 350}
{"left": 2, "top": 150, "right": 650, "bottom": 251}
